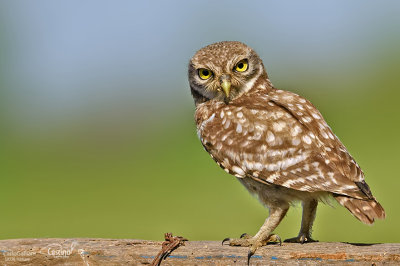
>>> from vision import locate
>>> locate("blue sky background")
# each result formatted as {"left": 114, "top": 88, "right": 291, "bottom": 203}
{"left": 2, "top": 1, "right": 399, "bottom": 123}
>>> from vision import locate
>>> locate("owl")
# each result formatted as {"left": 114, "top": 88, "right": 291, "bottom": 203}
{"left": 188, "top": 41, "right": 385, "bottom": 261}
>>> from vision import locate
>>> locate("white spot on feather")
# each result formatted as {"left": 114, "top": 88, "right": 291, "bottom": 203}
{"left": 254, "top": 163, "right": 263, "bottom": 171}
{"left": 266, "top": 163, "right": 279, "bottom": 171}
{"left": 266, "top": 173, "right": 280, "bottom": 183}
{"left": 302, "top": 135, "right": 312, "bottom": 144}
{"left": 342, "top": 184, "right": 357, "bottom": 191}
{"left": 232, "top": 166, "right": 245, "bottom": 177}
{"left": 236, "top": 123, "right": 243, "bottom": 133}
{"left": 291, "top": 125, "right": 302, "bottom": 136}
{"left": 302, "top": 116, "right": 312, "bottom": 123}
{"left": 273, "top": 121, "right": 286, "bottom": 132}
{"left": 321, "top": 131, "right": 329, "bottom": 139}
{"left": 201, "top": 113, "right": 215, "bottom": 127}
{"left": 282, "top": 179, "right": 299, "bottom": 187}
{"left": 328, "top": 172, "right": 338, "bottom": 185}
{"left": 312, "top": 113, "right": 321, "bottom": 119}
{"left": 223, "top": 119, "right": 231, "bottom": 129}
{"left": 321, "top": 181, "right": 332, "bottom": 187}
{"left": 292, "top": 138, "right": 301, "bottom": 146}
{"left": 307, "top": 175, "right": 319, "bottom": 181}
{"left": 266, "top": 131, "right": 275, "bottom": 143}
{"left": 362, "top": 205, "right": 371, "bottom": 211}
{"left": 299, "top": 185, "right": 313, "bottom": 191}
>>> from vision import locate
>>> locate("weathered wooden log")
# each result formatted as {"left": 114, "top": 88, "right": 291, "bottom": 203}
{"left": 0, "top": 238, "right": 399, "bottom": 265}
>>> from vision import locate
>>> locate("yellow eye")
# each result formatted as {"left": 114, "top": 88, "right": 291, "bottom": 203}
{"left": 235, "top": 59, "right": 248, "bottom": 72}
{"left": 198, "top": 68, "right": 212, "bottom": 80}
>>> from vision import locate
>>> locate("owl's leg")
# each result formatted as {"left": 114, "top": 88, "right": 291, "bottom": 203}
{"left": 222, "top": 203, "right": 289, "bottom": 263}
{"left": 284, "top": 199, "right": 318, "bottom": 243}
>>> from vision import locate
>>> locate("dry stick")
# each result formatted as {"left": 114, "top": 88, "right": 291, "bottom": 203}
{"left": 150, "top": 233, "right": 188, "bottom": 266}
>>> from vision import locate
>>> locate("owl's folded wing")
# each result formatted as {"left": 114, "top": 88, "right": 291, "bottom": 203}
{"left": 196, "top": 90, "right": 372, "bottom": 200}
{"left": 265, "top": 89, "right": 373, "bottom": 199}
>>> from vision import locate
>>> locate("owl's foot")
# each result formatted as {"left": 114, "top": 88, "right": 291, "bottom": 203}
{"left": 284, "top": 233, "right": 318, "bottom": 243}
{"left": 221, "top": 232, "right": 253, "bottom": 245}
{"left": 222, "top": 233, "right": 281, "bottom": 246}
{"left": 222, "top": 233, "right": 281, "bottom": 265}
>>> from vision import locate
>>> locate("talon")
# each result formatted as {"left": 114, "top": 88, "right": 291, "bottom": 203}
{"left": 222, "top": 237, "right": 230, "bottom": 246}
{"left": 265, "top": 234, "right": 281, "bottom": 246}
{"left": 276, "top": 235, "right": 282, "bottom": 246}
{"left": 240, "top": 233, "right": 252, "bottom": 239}
{"left": 247, "top": 249, "right": 254, "bottom": 266}
{"left": 248, "top": 242, "right": 260, "bottom": 265}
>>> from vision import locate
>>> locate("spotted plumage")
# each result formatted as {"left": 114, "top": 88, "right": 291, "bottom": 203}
{"left": 188, "top": 41, "right": 385, "bottom": 259}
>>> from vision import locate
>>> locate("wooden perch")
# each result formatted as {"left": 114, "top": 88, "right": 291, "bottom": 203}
{"left": 0, "top": 238, "right": 399, "bottom": 265}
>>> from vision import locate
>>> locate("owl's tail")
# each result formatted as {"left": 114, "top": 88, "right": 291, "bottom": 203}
{"left": 334, "top": 195, "right": 386, "bottom": 224}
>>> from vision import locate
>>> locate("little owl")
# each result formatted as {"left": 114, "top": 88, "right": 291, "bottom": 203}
{"left": 188, "top": 41, "right": 385, "bottom": 262}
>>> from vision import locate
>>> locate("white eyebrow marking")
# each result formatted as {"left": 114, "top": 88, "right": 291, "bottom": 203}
{"left": 239, "top": 66, "right": 263, "bottom": 95}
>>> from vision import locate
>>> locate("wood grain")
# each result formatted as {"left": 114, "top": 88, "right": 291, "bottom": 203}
{"left": 0, "top": 238, "right": 399, "bottom": 265}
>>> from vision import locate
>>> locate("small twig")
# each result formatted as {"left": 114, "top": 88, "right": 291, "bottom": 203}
{"left": 150, "top": 233, "right": 188, "bottom": 266}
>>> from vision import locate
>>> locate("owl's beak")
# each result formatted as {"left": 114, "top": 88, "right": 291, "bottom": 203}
{"left": 220, "top": 77, "right": 231, "bottom": 99}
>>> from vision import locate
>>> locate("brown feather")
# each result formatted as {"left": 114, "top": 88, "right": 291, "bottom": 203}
{"left": 334, "top": 195, "right": 385, "bottom": 224}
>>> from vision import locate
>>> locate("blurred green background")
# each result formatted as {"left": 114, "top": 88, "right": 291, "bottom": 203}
{"left": 0, "top": 1, "right": 399, "bottom": 243}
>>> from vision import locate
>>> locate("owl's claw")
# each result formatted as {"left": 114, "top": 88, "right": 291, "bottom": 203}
{"left": 271, "top": 234, "right": 282, "bottom": 246}
{"left": 222, "top": 234, "right": 281, "bottom": 265}
{"left": 284, "top": 234, "right": 318, "bottom": 243}
{"left": 221, "top": 237, "right": 230, "bottom": 246}
{"left": 222, "top": 233, "right": 281, "bottom": 246}
{"left": 222, "top": 234, "right": 253, "bottom": 245}
{"left": 222, "top": 234, "right": 252, "bottom": 247}
{"left": 247, "top": 249, "right": 253, "bottom": 266}
{"left": 240, "top": 233, "right": 252, "bottom": 239}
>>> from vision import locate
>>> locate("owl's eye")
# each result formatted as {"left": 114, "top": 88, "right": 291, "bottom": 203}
{"left": 234, "top": 59, "right": 248, "bottom": 72}
{"left": 198, "top": 68, "right": 212, "bottom": 80}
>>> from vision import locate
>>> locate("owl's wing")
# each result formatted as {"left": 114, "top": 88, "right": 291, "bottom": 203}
{"left": 266, "top": 89, "right": 373, "bottom": 199}
{"left": 196, "top": 91, "right": 371, "bottom": 200}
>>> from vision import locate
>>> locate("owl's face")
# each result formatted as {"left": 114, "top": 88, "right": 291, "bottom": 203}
{"left": 189, "top": 41, "right": 266, "bottom": 105}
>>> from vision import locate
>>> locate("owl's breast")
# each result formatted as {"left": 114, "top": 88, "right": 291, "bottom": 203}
{"left": 195, "top": 100, "right": 308, "bottom": 178}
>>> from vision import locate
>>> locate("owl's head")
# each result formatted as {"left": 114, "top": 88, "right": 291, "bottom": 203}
{"left": 188, "top": 41, "right": 266, "bottom": 105}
